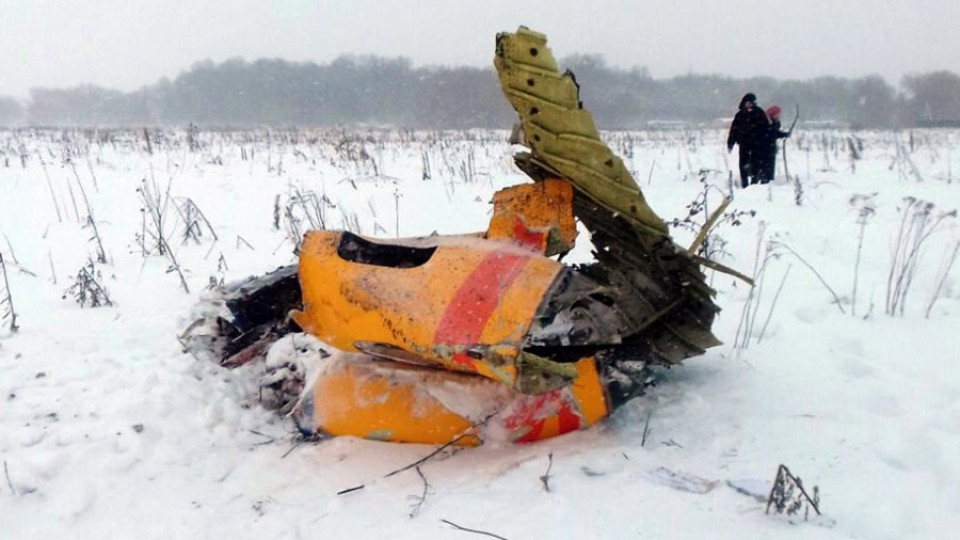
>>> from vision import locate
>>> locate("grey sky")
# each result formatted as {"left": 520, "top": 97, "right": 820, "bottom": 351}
{"left": 2, "top": 0, "right": 957, "bottom": 98}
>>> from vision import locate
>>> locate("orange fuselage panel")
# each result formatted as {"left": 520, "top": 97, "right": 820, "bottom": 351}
{"left": 292, "top": 231, "right": 562, "bottom": 381}
{"left": 302, "top": 353, "right": 608, "bottom": 445}
{"left": 289, "top": 181, "right": 612, "bottom": 445}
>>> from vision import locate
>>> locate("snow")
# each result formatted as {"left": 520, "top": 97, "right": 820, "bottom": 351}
{"left": 1, "top": 127, "right": 959, "bottom": 539}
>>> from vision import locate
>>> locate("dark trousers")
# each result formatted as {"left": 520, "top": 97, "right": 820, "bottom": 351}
{"left": 738, "top": 145, "right": 764, "bottom": 188}
{"left": 759, "top": 145, "right": 778, "bottom": 184}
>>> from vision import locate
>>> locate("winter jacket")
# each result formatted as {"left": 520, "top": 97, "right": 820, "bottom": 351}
{"left": 764, "top": 119, "right": 790, "bottom": 149}
{"left": 727, "top": 95, "right": 768, "bottom": 150}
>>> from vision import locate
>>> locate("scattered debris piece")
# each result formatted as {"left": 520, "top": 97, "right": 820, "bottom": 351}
{"left": 644, "top": 467, "right": 718, "bottom": 494}
{"left": 726, "top": 478, "right": 769, "bottom": 502}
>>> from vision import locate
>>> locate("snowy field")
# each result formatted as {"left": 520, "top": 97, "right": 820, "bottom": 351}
{"left": 1, "top": 126, "right": 958, "bottom": 539}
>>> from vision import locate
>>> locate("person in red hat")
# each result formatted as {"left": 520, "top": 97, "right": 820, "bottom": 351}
{"left": 760, "top": 105, "right": 791, "bottom": 184}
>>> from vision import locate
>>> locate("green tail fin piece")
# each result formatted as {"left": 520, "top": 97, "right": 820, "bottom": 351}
{"left": 494, "top": 27, "right": 669, "bottom": 241}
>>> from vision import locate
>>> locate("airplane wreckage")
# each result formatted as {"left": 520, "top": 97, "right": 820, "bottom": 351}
{"left": 183, "top": 27, "right": 747, "bottom": 445}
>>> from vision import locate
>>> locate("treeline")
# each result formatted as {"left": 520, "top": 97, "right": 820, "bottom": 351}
{"left": 2, "top": 55, "right": 960, "bottom": 129}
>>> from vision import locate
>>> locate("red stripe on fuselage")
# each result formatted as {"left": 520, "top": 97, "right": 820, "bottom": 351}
{"left": 433, "top": 251, "right": 529, "bottom": 363}
{"left": 511, "top": 216, "right": 546, "bottom": 251}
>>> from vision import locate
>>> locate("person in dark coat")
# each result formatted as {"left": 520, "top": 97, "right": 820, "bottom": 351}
{"left": 759, "top": 105, "right": 790, "bottom": 184}
{"left": 727, "top": 93, "right": 768, "bottom": 188}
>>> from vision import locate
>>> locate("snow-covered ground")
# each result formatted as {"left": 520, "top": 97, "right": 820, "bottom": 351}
{"left": 1, "top": 127, "right": 958, "bottom": 539}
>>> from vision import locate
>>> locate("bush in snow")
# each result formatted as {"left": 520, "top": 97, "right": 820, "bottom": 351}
{"left": 62, "top": 260, "right": 112, "bottom": 308}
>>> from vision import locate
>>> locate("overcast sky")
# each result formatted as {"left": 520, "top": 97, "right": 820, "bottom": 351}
{"left": 2, "top": 0, "right": 958, "bottom": 99}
